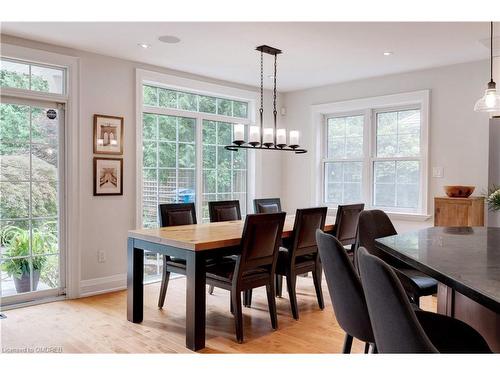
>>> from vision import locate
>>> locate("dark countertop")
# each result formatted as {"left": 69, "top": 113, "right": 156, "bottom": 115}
{"left": 375, "top": 226, "right": 500, "bottom": 314}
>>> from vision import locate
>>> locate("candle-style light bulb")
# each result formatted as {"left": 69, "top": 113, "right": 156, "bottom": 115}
{"left": 249, "top": 125, "right": 260, "bottom": 147}
{"left": 263, "top": 128, "right": 274, "bottom": 147}
{"left": 233, "top": 123, "right": 245, "bottom": 146}
{"left": 276, "top": 128, "right": 286, "bottom": 148}
{"left": 289, "top": 130, "right": 300, "bottom": 148}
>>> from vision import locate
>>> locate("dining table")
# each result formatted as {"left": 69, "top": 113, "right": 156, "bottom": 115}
{"left": 127, "top": 214, "right": 336, "bottom": 351}
{"left": 375, "top": 226, "right": 500, "bottom": 352}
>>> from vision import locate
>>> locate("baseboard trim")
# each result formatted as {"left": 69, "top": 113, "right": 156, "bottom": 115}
{"left": 79, "top": 273, "right": 127, "bottom": 298}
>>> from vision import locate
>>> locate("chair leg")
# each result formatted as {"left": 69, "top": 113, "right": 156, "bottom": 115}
{"left": 232, "top": 289, "right": 244, "bottom": 343}
{"left": 413, "top": 294, "right": 420, "bottom": 308}
{"left": 368, "top": 343, "right": 377, "bottom": 354}
{"left": 243, "top": 289, "right": 253, "bottom": 307}
{"left": 364, "top": 342, "right": 370, "bottom": 354}
{"left": 266, "top": 281, "right": 278, "bottom": 330}
{"left": 158, "top": 255, "right": 170, "bottom": 309}
{"left": 342, "top": 334, "right": 353, "bottom": 354}
{"left": 312, "top": 263, "right": 325, "bottom": 310}
{"left": 208, "top": 285, "right": 215, "bottom": 295}
{"left": 275, "top": 274, "right": 283, "bottom": 297}
{"left": 286, "top": 272, "right": 299, "bottom": 320}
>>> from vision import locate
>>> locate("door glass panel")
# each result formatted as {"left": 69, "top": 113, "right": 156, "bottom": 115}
{"left": 0, "top": 103, "right": 61, "bottom": 299}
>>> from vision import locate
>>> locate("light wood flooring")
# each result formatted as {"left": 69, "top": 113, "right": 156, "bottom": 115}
{"left": 0, "top": 276, "right": 436, "bottom": 353}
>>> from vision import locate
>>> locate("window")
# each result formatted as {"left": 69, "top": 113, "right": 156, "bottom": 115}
{"left": 1, "top": 58, "right": 65, "bottom": 95}
{"left": 320, "top": 91, "right": 428, "bottom": 215}
{"left": 324, "top": 115, "right": 364, "bottom": 204}
{"left": 140, "top": 79, "right": 251, "bottom": 280}
{"left": 373, "top": 109, "right": 421, "bottom": 210}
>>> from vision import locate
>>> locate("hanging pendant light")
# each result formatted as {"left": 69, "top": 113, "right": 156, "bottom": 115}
{"left": 225, "top": 45, "right": 307, "bottom": 154}
{"left": 474, "top": 22, "right": 500, "bottom": 112}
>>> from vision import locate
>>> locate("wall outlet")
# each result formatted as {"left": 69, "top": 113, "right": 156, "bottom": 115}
{"left": 97, "top": 250, "right": 106, "bottom": 263}
{"left": 432, "top": 166, "right": 444, "bottom": 178}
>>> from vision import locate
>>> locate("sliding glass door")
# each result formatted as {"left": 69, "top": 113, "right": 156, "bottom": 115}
{"left": 0, "top": 99, "right": 64, "bottom": 304}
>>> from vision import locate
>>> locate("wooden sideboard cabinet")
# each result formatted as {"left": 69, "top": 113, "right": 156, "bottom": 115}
{"left": 434, "top": 196, "right": 485, "bottom": 227}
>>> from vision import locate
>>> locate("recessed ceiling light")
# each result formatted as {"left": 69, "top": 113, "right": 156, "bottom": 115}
{"left": 383, "top": 51, "right": 393, "bottom": 56}
{"left": 158, "top": 35, "right": 181, "bottom": 44}
{"left": 138, "top": 43, "right": 151, "bottom": 49}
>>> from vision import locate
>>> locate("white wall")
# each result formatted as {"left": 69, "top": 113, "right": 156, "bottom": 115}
{"left": 1, "top": 35, "right": 283, "bottom": 293}
{"left": 281, "top": 60, "right": 492, "bottom": 226}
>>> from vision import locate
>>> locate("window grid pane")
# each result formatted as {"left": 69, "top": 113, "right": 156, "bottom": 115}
{"left": 143, "top": 85, "right": 249, "bottom": 120}
{"left": 327, "top": 115, "right": 364, "bottom": 159}
{"left": 202, "top": 120, "right": 247, "bottom": 222}
{"left": 373, "top": 160, "right": 420, "bottom": 209}
{"left": 324, "top": 161, "right": 362, "bottom": 205}
{"left": 1, "top": 58, "right": 65, "bottom": 95}
{"left": 376, "top": 109, "right": 420, "bottom": 157}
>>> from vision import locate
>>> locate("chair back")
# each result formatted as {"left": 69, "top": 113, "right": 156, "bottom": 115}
{"left": 159, "top": 203, "right": 197, "bottom": 227}
{"left": 356, "top": 209, "right": 397, "bottom": 268}
{"left": 236, "top": 213, "right": 286, "bottom": 277}
{"left": 334, "top": 203, "right": 364, "bottom": 246}
{"left": 315, "top": 230, "right": 374, "bottom": 343}
{"left": 356, "top": 247, "right": 438, "bottom": 353}
{"left": 208, "top": 200, "right": 242, "bottom": 222}
{"left": 253, "top": 198, "right": 282, "bottom": 213}
{"left": 289, "top": 207, "right": 327, "bottom": 259}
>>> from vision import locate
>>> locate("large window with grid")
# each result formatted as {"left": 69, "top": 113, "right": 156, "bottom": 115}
{"left": 323, "top": 104, "right": 426, "bottom": 214}
{"left": 140, "top": 83, "right": 250, "bottom": 280}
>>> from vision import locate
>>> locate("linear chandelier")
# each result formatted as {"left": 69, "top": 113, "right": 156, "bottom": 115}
{"left": 225, "top": 45, "right": 307, "bottom": 154}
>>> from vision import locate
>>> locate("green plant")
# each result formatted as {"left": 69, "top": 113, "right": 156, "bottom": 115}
{"left": 0, "top": 224, "right": 57, "bottom": 279}
{"left": 486, "top": 185, "right": 500, "bottom": 211}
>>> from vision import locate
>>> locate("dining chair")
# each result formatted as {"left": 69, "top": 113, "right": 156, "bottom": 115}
{"left": 316, "top": 229, "right": 375, "bottom": 353}
{"left": 208, "top": 200, "right": 242, "bottom": 222}
{"left": 205, "top": 212, "right": 286, "bottom": 343}
{"left": 157, "top": 203, "right": 221, "bottom": 308}
{"left": 274, "top": 207, "right": 328, "bottom": 319}
{"left": 253, "top": 198, "right": 282, "bottom": 214}
{"left": 207, "top": 200, "right": 242, "bottom": 295}
{"left": 357, "top": 210, "right": 437, "bottom": 307}
{"left": 332, "top": 203, "right": 364, "bottom": 261}
{"left": 253, "top": 197, "right": 283, "bottom": 298}
{"left": 356, "top": 247, "right": 491, "bottom": 353}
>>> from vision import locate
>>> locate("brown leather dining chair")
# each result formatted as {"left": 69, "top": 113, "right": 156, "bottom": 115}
{"left": 157, "top": 203, "right": 221, "bottom": 308}
{"left": 208, "top": 200, "right": 242, "bottom": 222}
{"left": 157, "top": 203, "right": 197, "bottom": 309}
{"left": 333, "top": 203, "right": 364, "bottom": 250}
{"left": 274, "top": 207, "right": 328, "bottom": 319}
{"left": 205, "top": 212, "right": 286, "bottom": 343}
{"left": 253, "top": 198, "right": 282, "bottom": 213}
{"left": 207, "top": 200, "right": 242, "bottom": 295}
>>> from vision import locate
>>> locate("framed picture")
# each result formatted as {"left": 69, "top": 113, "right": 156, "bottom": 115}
{"left": 93, "top": 114, "right": 124, "bottom": 155}
{"left": 93, "top": 157, "right": 123, "bottom": 196}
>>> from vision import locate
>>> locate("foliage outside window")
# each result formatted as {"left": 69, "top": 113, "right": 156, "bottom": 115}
{"left": 1, "top": 103, "right": 60, "bottom": 297}
{"left": 141, "top": 83, "right": 249, "bottom": 280}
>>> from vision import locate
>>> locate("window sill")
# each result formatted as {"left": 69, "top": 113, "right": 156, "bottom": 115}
{"left": 326, "top": 207, "right": 432, "bottom": 222}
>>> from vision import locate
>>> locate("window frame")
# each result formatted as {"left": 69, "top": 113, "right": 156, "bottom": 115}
{"left": 314, "top": 90, "right": 430, "bottom": 217}
{"left": 135, "top": 69, "right": 257, "bottom": 227}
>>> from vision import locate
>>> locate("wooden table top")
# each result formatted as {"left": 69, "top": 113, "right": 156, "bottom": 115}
{"left": 129, "top": 215, "right": 336, "bottom": 251}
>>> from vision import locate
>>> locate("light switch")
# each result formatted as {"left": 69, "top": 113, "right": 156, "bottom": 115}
{"left": 432, "top": 166, "right": 444, "bottom": 178}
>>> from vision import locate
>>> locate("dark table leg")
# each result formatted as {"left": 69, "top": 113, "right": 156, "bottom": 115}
{"left": 185, "top": 251, "right": 206, "bottom": 351}
{"left": 127, "top": 238, "right": 144, "bottom": 323}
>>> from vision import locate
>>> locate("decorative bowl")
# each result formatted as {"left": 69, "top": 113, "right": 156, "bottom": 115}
{"left": 443, "top": 185, "right": 475, "bottom": 198}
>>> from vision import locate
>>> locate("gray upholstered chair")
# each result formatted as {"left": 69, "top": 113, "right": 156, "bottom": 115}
{"left": 357, "top": 247, "right": 491, "bottom": 353}
{"left": 357, "top": 210, "right": 437, "bottom": 306}
{"left": 316, "top": 230, "right": 375, "bottom": 353}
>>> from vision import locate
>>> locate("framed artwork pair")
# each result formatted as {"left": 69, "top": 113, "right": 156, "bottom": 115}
{"left": 93, "top": 114, "right": 124, "bottom": 196}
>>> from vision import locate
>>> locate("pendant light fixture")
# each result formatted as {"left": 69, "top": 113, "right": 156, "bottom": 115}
{"left": 474, "top": 22, "right": 500, "bottom": 112}
{"left": 225, "top": 45, "right": 307, "bottom": 154}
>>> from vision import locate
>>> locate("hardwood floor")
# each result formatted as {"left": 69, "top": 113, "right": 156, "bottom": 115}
{"left": 1, "top": 276, "right": 436, "bottom": 353}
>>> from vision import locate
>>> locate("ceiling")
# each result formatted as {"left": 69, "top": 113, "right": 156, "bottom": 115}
{"left": 1, "top": 22, "right": 495, "bottom": 92}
